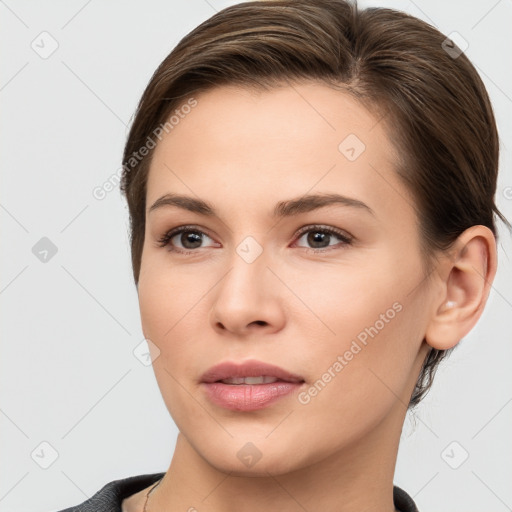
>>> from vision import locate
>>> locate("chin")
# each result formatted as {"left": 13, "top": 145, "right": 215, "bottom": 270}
{"left": 190, "top": 433, "right": 316, "bottom": 477}
{"left": 211, "top": 452, "right": 304, "bottom": 477}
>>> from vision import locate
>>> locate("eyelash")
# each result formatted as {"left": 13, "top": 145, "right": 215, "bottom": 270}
{"left": 156, "top": 224, "right": 353, "bottom": 255}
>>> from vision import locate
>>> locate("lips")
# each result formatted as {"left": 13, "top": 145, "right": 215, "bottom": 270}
{"left": 200, "top": 360, "right": 305, "bottom": 384}
{"left": 200, "top": 360, "right": 305, "bottom": 411}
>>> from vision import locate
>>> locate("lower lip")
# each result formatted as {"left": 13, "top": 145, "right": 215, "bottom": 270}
{"left": 201, "top": 381, "right": 304, "bottom": 411}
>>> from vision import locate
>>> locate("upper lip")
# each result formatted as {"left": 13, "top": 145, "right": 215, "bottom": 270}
{"left": 201, "top": 359, "right": 305, "bottom": 383}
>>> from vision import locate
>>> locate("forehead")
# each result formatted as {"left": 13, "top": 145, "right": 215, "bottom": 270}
{"left": 146, "top": 82, "right": 414, "bottom": 221}
{"left": 151, "top": 82, "right": 388, "bottom": 157}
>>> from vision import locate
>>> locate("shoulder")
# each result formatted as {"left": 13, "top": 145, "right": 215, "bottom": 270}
{"left": 54, "top": 472, "right": 165, "bottom": 512}
{"left": 393, "top": 485, "right": 420, "bottom": 512}
{"left": 54, "top": 474, "right": 417, "bottom": 512}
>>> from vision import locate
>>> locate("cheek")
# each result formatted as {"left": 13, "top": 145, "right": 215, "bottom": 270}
{"left": 280, "top": 258, "right": 403, "bottom": 345}
{"left": 137, "top": 261, "right": 200, "bottom": 423}
{"left": 137, "top": 257, "right": 215, "bottom": 401}
{"left": 285, "top": 256, "right": 423, "bottom": 403}
{"left": 137, "top": 253, "right": 199, "bottom": 341}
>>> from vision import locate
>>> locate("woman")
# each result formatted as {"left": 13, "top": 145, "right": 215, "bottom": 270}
{"left": 57, "top": 0, "right": 509, "bottom": 510}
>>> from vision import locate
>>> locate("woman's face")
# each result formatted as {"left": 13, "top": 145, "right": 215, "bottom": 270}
{"left": 138, "top": 82, "right": 434, "bottom": 475}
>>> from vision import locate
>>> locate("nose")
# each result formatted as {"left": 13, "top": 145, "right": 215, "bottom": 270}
{"left": 209, "top": 244, "right": 286, "bottom": 337}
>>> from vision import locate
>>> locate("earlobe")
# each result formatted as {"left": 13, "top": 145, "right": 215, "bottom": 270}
{"left": 424, "top": 225, "right": 497, "bottom": 351}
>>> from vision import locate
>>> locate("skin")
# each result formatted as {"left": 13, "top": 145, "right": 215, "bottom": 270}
{"left": 122, "top": 82, "right": 496, "bottom": 512}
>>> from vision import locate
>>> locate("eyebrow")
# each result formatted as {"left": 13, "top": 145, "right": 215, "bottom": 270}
{"left": 148, "top": 192, "right": 375, "bottom": 219}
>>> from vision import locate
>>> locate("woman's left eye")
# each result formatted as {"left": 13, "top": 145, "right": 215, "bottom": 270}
{"left": 156, "top": 224, "right": 353, "bottom": 254}
{"left": 293, "top": 225, "right": 353, "bottom": 252}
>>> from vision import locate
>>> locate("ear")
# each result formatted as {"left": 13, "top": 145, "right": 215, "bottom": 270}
{"left": 424, "top": 225, "right": 497, "bottom": 351}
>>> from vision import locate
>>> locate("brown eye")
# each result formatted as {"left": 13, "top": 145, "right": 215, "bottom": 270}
{"left": 294, "top": 225, "right": 352, "bottom": 252}
{"left": 175, "top": 231, "right": 203, "bottom": 249}
{"left": 157, "top": 226, "right": 216, "bottom": 253}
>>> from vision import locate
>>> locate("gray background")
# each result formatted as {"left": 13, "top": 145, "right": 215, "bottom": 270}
{"left": 1, "top": 1, "right": 511, "bottom": 511}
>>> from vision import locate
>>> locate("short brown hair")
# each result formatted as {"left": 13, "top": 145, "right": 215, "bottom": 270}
{"left": 120, "top": 0, "right": 510, "bottom": 408}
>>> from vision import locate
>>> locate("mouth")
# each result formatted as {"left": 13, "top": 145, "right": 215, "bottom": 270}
{"left": 200, "top": 360, "right": 305, "bottom": 411}
{"left": 216, "top": 376, "right": 291, "bottom": 385}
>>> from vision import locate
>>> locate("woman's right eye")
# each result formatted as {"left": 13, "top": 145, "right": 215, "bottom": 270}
{"left": 157, "top": 226, "right": 216, "bottom": 254}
